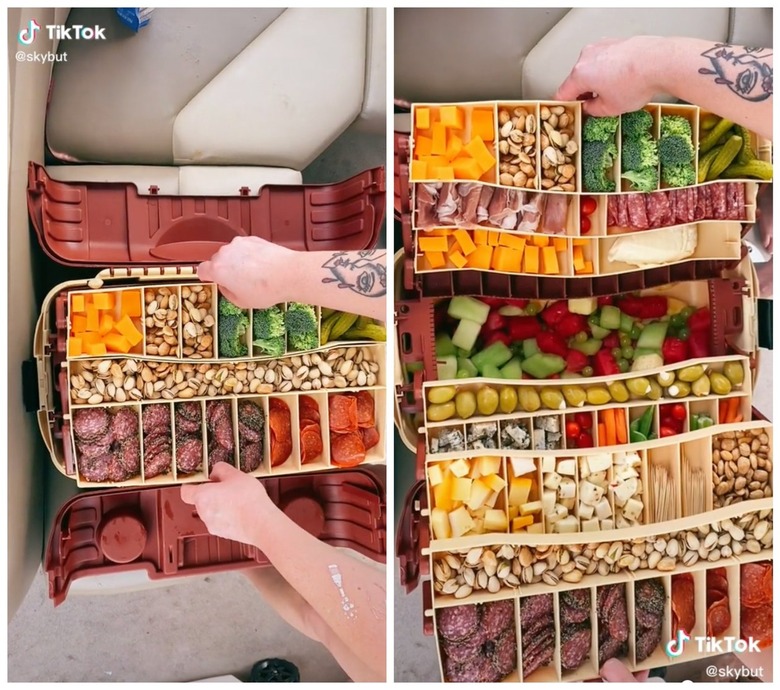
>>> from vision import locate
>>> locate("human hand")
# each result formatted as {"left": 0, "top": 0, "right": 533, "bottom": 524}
{"left": 198, "top": 236, "right": 297, "bottom": 309}
{"left": 556, "top": 36, "right": 665, "bottom": 116}
{"left": 180, "top": 462, "right": 272, "bottom": 546}
{"left": 599, "top": 658, "right": 653, "bottom": 682}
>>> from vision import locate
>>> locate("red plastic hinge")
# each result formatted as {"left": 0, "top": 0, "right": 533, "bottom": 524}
{"left": 396, "top": 480, "right": 426, "bottom": 593}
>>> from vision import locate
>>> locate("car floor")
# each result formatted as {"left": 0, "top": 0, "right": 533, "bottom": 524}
{"left": 394, "top": 351, "right": 773, "bottom": 682}
{"left": 8, "top": 126, "right": 384, "bottom": 683}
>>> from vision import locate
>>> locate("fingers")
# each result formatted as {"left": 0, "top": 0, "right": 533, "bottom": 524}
{"left": 555, "top": 71, "right": 586, "bottom": 102}
{"left": 197, "top": 261, "right": 214, "bottom": 283}
{"left": 219, "top": 286, "right": 246, "bottom": 308}
{"left": 581, "top": 97, "right": 617, "bottom": 118}
{"left": 600, "top": 658, "right": 639, "bottom": 682}
{"left": 208, "top": 461, "right": 240, "bottom": 481}
{"left": 180, "top": 483, "right": 199, "bottom": 505}
{"left": 634, "top": 670, "right": 651, "bottom": 682}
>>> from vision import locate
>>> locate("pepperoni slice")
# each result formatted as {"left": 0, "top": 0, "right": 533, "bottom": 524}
{"left": 330, "top": 432, "right": 366, "bottom": 467}
{"left": 300, "top": 428, "right": 323, "bottom": 464}
{"left": 741, "top": 604, "right": 773, "bottom": 648}
{"left": 360, "top": 425, "right": 380, "bottom": 451}
{"left": 707, "top": 572, "right": 729, "bottom": 597}
{"left": 329, "top": 395, "right": 358, "bottom": 434}
{"left": 672, "top": 574, "right": 696, "bottom": 635}
{"left": 271, "top": 437, "right": 293, "bottom": 467}
{"left": 762, "top": 564, "right": 773, "bottom": 605}
{"left": 741, "top": 564, "right": 769, "bottom": 608}
{"left": 299, "top": 420, "right": 321, "bottom": 436}
{"left": 269, "top": 399, "right": 292, "bottom": 467}
{"left": 707, "top": 603, "right": 731, "bottom": 637}
{"left": 299, "top": 395, "right": 321, "bottom": 423}
{"left": 355, "top": 390, "right": 375, "bottom": 428}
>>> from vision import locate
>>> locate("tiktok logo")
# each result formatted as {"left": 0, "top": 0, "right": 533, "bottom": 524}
{"left": 666, "top": 629, "right": 690, "bottom": 658}
{"left": 18, "top": 19, "right": 41, "bottom": 45}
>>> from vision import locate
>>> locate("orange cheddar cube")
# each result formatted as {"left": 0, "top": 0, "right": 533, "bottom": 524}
{"left": 466, "top": 245, "right": 493, "bottom": 270}
{"left": 487, "top": 231, "right": 501, "bottom": 247}
{"left": 426, "top": 228, "right": 452, "bottom": 237}
{"left": 464, "top": 136, "right": 497, "bottom": 174}
{"left": 449, "top": 250, "right": 468, "bottom": 269}
{"left": 99, "top": 313, "right": 114, "bottom": 336}
{"left": 431, "top": 123, "right": 447, "bottom": 155}
{"left": 419, "top": 236, "right": 450, "bottom": 253}
{"left": 433, "top": 166, "right": 455, "bottom": 180}
{"left": 491, "top": 246, "right": 507, "bottom": 272}
{"left": 541, "top": 246, "right": 560, "bottom": 274}
{"left": 573, "top": 247, "right": 586, "bottom": 271}
{"left": 453, "top": 229, "right": 476, "bottom": 256}
{"left": 553, "top": 237, "right": 568, "bottom": 252}
{"left": 415, "top": 107, "right": 431, "bottom": 130}
{"left": 71, "top": 314, "right": 87, "bottom": 335}
{"left": 493, "top": 247, "right": 522, "bottom": 273}
{"left": 473, "top": 229, "right": 489, "bottom": 246}
{"left": 121, "top": 290, "right": 143, "bottom": 318}
{"left": 68, "top": 338, "right": 83, "bottom": 358}
{"left": 410, "top": 160, "right": 428, "bottom": 180}
{"left": 499, "top": 233, "right": 526, "bottom": 251}
{"left": 572, "top": 239, "right": 590, "bottom": 247}
{"left": 92, "top": 292, "right": 116, "bottom": 311}
{"left": 85, "top": 305, "right": 100, "bottom": 333}
{"left": 114, "top": 314, "right": 144, "bottom": 347}
{"left": 445, "top": 135, "right": 463, "bottom": 161}
{"left": 530, "top": 234, "right": 550, "bottom": 247}
{"left": 104, "top": 333, "right": 132, "bottom": 354}
{"left": 80, "top": 331, "right": 102, "bottom": 346}
{"left": 415, "top": 135, "right": 433, "bottom": 158}
{"left": 421, "top": 155, "right": 449, "bottom": 169}
{"left": 512, "top": 515, "right": 535, "bottom": 531}
{"left": 71, "top": 294, "right": 86, "bottom": 314}
{"left": 524, "top": 245, "right": 540, "bottom": 273}
{"left": 85, "top": 342, "right": 107, "bottom": 356}
{"left": 440, "top": 105, "right": 465, "bottom": 129}
{"left": 471, "top": 108, "right": 495, "bottom": 142}
{"left": 451, "top": 157, "right": 482, "bottom": 180}
{"left": 425, "top": 251, "right": 446, "bottom": 269}
{"left": 582, "top": 261, "right": 594, "bottom": 274}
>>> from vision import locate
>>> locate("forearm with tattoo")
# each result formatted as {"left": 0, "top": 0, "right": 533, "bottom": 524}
{"left": 699, "top": 43, "right": 773, "bottom": 102}
{"left": 321, "top": 250, "right": 387, "bottom": 298}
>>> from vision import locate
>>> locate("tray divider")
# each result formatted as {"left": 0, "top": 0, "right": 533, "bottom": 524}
{"left": 691, "top": 568, "right": 709, "bottom": 643}
{"left": 514, "top": 595, "right": 524, "bottom": 682}
{"left": 626, "top": 579, "right": 637, "bottom": 668}
{"left": 230, "top": 396, "right": 240, "bottom": 472}
{"left": 261, "top": 395, "right": 272, "bottom": 475}
{"left": 723, "top": 562, "right": 742, "bottom": 639}
{"left": 552, "top": 590, "right": 563, "bottom": 681}
{"left": 138, "top": 403, "right": 146, "bottom": 484}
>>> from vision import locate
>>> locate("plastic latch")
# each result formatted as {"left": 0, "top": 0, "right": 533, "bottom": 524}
{"left": 148, "top": 185, "right": 159, "bottom": 195}
{"left": 22, "top": 359, "right": 40, "bottom": 412}
{"left": 239, "top": 186, "right": 250, "bottom": 196}
{"left": 397, "top": 480, "right": 426, "bottom": 593}
{"left": 757, "top": 298, "right": 773, "bottom": 350}
{"left": 422, "top": 586, "right": 434, "bottom": 636}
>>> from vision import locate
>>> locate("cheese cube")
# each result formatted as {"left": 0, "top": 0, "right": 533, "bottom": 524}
{"left": 600, "top": 519, "right": 615, "bottom": 530}
{"left": 487, "top": 231, "right": 501, "bottom": 247}
{"left": 508, "top": 477, "right": 532, "bottom": 506}
{"left": 595, "top": 496, "right": 613, "bottom": 519}
{"left": 578, "top": 502, "right": 595, "bottom": 520}
{"left": 121, "top": 290, "right": 143, "bottom": 318}
{"left": 546, "top": 504, "right": 568, "bottom": 524}
{"left": 85, "top": 342, "right": 107, "bottom": 356}
{"left": 499, "top": 233, "right": 526, "bottom": 251}
{"left": 560, "top": 497, "right": 576, "bottom": 511}
{"left": 558, "top": 477, "right": 577, "bottom": 500}
{"left": 485, "top": 490, "right": 500, "bottom": 509}
{"left": 440, "top": 106, "right": 464, "bottom": 129}
{"left": 453, "top": 230, "right": 476, "bottom": 256}
{"left": 541, "top": 246, "right": 560, "bottom": 274}
{"left": 622, "top": 497, "right": 644, "bottom": 521}
{"left": 449, "top": 506, "right": 475, "bottom": 538}
{"left": 483, "top": 473, "right": 507, "bottom": 493}
{"left": 99, "top": 313, "right": 114, "bottom": 337}
{"left": 68, "top": 338, "right": 82, "bottom": 357}
{"left": 465, "top": 245, "right": 492, "bottom": 269}
{"left": 445, "top": 134, "right": 463, "bottom": 161}
{"left": 452, "top": 477, "right": 472, "bottom": 502}
{"left": 473, "top": 229, "right": 489, "bottom": 246}
{"left": 415, "top": 107, "right": 431, "bottom": 130}
{"left": 508, "top": 506, "right": 519, "bottom": 521}
{"left": 410, "top": 160, "right": 428, "bottom": 180}
{"left": 464, "top": 136, "right": 497, "bottom": 174}
{"left": 527, "top": 521, "right": 545, "bottom": 534}
{"left": 557, "top": 459, "right": 576, "bottom": 476}
{"left": 71, "top": 294, "right": 86, "bottom": 313}
{"left": 542, "top": 490, "right": 557, "bottom": 514}
{"left": 433, "top": 473, "right": 454, "bottom": 511}
{"left": 512, "top": 515, "right": 534, "bottom": 532}
{"left": 449, "top": 250, "right": 468, "bottom": 269}
{"left": 431, "top": 123, "right": 447, "bottom": 155}
{"left": 419, "top": 236, "right": 449, "bottom": 253}
{"left": 92, "top": 292, "right": 116, "bottom": 310}
{"left": 71, "top": 314, "right": 87, "bottom": 334}
{"left": 509, "top": 457, "right": 536, "bottom": 477}
{"left": 484, "top": 508, "right": 508, "bottom": 532}
{"left": 573, "top": 246, "right": 586, "bottom": 272}
{"left": 425, "top": 251, "right": 446, "bottom": 269}
{"left": 85, "top": 305, "right": 99, "bottom": 333}
{"left": 520, "top": 500, "right": 542, "bottom": 516}
{"left": 427, "top": 463, "right": 444, "bottom": 487}
{"left": 114, "top": 315, "right": 143, "bottom": 347}
{"left": 449, "top": 459, "right": 471, "bottom": 478}
{"left": 80, "top": 331, "right": 101, "bottom": 345}
{"left": 586, "top": 454, "right": 613, "bottom": 474}
{"left": 523, "top": 245, "right": 540, "bottom": 273}
{"left": 415, "top": 135, "right": 433, "bottom": 158}
{"left": 555, "top": 515, "right": 579, "bottom": 533}
{"left": 478, "top": 456, "right": 502, "bottom": 476}
{"left": 471, "top": 517, "right": 485, "bottom": 534}
{"left": 433, "top": 166, "right": 455, "bottom": 180}
{"left": 543, "top": 471, "right": 562, "bottom": 491}
{"left": 467, "top": 478, "right": 492, "bottom": 511}
{"left": 541, "top": 456, "right": 556, "bottom": 474}
{"left": 581, "top": 518, "right": 601, "bottom": 532}
{"left": 452, "top": 157, "right": 483, "bottom": 180}
{"left": 471, "top": 108, "right": 495, "bottom": 142}
{"left": 580, "top": 480, "right": 605, "bottom": 506}
{"left": 104, "top": 333, "right": 132, "bottom": 354}
{"left": 430, "top": 507, "right": 451, "bottom": 540}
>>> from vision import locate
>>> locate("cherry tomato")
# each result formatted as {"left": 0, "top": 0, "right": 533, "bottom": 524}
{"left": 566, "top": 421, "right": 581, "bottom": 438}
{"left": 577, "top": 431, "right": 594, "bottom": 448}
{"left": 580, "top": 216, "right": 591, "bottom": 234}
{"left": 581, "top": 196, "right": 598, "bottom": 216}
{"left": 671, "top": 404, "right": 687, "bottom": 421}
{"left": 575, "top": 412, "right": 593, "bottom": 429}
{"left": 659, "top": 426, "right": 677, "bottom": 438}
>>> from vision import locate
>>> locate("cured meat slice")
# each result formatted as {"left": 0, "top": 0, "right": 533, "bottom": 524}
{"left": 446, "top": 655, "right": 500, "bottom": 683}
{"left": 522, "top": 642, "right": 554, "bottom": 680}
{"left": 673, "top": 189, "right": 688, "bottom": 224}
{"left": 707, "top": 602, "right": 731, "bottom": 637}
{"left": 437, "top": 604, "right": 481, "bottom": 642}
{"left": 686, "top": 186, "right": 697, "bottom": 223}
{"left": 355, "top": 390, "right": 375, "bottom": 428}
{"left": 734, "top": 182, "right": 746, "bottom": 218}
{"left": 437, "top": 183, "right": 461, "bottom": 225}
{"left": 608, "top": 594, "right": 629, "bottom": 642}
{"left": 741, "top": 563, "right": 770, "bottom": 608}
{"left": 300, "top": 427, "right": 323, "bottom": 464}
{"left": 701, "top": 183, "right": 713, "bottom": 218}
{"left": 359, "top": 426, "right": 380, "bottom": 451}
{"left": 741, "top": 604, "right": 773, "bottom": 647}
{"left": 607, "top": 195, "right": 618, "bottom": 227}
{"left": 299, "top": 395, "right": 321, "bottom": 423}
{"left": 520, "top": 594, "right": 552, "bottom": 630}
{"left": 441, "top": 627, "right": 486, "bottom": 665}
{"left": 672, "top": 574, "right": 696, "bottom": 635}
{"left": 726, "top": 182, "right": 743, "bottom": 219}
{"left": 626, "top": 193, "right": 649, "bottom": 230}
{"left": 481, "top": 599, "right": 514, "bottom": 640}
{"left": 711, "top": 183, "right": 728, "bottom": 219}
{"left": 561, "top": 624, "right": 591, "bottom": 671}
{"left": 644, "top": 192, "right": 663, "bottom": 228}
{"left": 693, "top": 185, "right": 706, "bottom": 220}
{"left": 73, "top": 408, "right": 111, "bottom": 441}
{"left": 269, "top": 398, "right": 292, "bottom": 467}
{"left": 489, "top": 627, "right": 517, "bottom": 677}
{"left": 560, "top": 589, "right": 590, "bottom": 625}
{"left": 330, "top": 432, "right": 366, "bottom": 467}
{"left": 415, "top": 183, "right": 440, "bottom": 228}
{"left": 142, "top": 405, "right": 171, "bottom": 435}
{"left": 458, "top": 183, "right": 482, "bottom": 225}
{"left": 329, "top": 394, "right": 358, "bottom": 434}
{"left": 476, "top": 186, "right": 495, "bottom": 224}
{"left": 112, "top": 407, "right": 139, "bottom": 443}
{"left": 598, "top": 635, "right": 627, "bottom": 667}
{"left": 540, "top": 194, "right": 569, "bottom": 235}
{"left": 616, "top": 194, "right": 630, "bottom": 228}
{"left": 635, "top": 624, "right": 663, "bottom": 663}
{"left": 239, "top": 442, "right": 263, "bottom": 472}
{"left": 517, "top": 193, "right": 545, "bottom": 232}
{"left": 488, "top": 188, "right": 520, "bottom": 229}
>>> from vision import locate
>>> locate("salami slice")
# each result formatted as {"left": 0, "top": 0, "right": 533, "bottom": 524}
{"left": 520, "top": 594, "right": 553, "bottom": 630}
{"left": 359, "top": 426, "right": 380, "bottom": 451}
{"left": 741, "top": 563, "right": 769, "bottom": 608}
{"left": 481, "top": 599, "right": 515, "bottom": 640}
{"left": 635, "top": 624, "right": 662, "bottom": 663}
{"left": 438, "top": 604, "right": 481, "bottom": 642}
{"left": 608, "top": 594, "right": 629, "bottom": 643}
{"left": 645, "top": 192, "right": 663, "bottom": 228}
{"left": 561, "top": 624, "right": 591, "bottom": 671}
{"left": 355, "top": 390, "right": 375, "bottom": 428}
{"left": 239, "top": 442, "right": 263, "bottom": 472}
{"left": 607, "top": 195, "right": 618, "bottom": 228}
{"left": 674, "top": 189, "right": 688, "bottom": 224}
{"left": 330, "top": 432, "right": 366, "bottom": 467}
{"left": 523, "top": 643, "right": 554, "bottom": 680}
{"left": 617, "top": 194, "right": 630, "bottom": 228}
{"left": 672, "top": 574, "right": 696, "bottom": 635}
{"left": 707, "top": 603, "right": 731, "bottom": 637}
{"left": 741, "top": 604, "right": 773, "bottom": 647}
{"left": 299, "top": 395, "right": 321, "bottom": 423}
{"left": 693, "top": 185, "right": 706, "bottom": 220}
{"left": 712, "top": 183, "right": 728, "bottom": 219}
{"left": 702, "top": 183, "right": 713, "bottom": 218}
{"left": 627, "top": 193, "right": 649, "bottom": 230}
{"left": 300, "top": 427, "right": 323, "bottom": 464}
{"left": 446, "top": 655, "right": 500, "bottom": 683}
{"left": 329, "top": 394, "right": 358, "bottom": 434}
{"left": 489, "top": 628, "right": 517, "bottom": 677}
{"left": 726, "top": 182, "right": 743, "bottom": 219}
{"left": 441, "top": 627, "right": 486, "bottom": 665}
{"left": 686, "top": 186, "right": 697, "bottom": 223}
{"left": 735, "top": 182, "right": 746, "bottom": 218}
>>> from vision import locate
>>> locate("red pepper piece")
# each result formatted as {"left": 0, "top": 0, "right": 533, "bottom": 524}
{"left": 485, "top": 330, "right": 513, "bottom": 347}
{"left": 594, "top": 349, "right": 620, "bottom": 376}
{"left": 565, "top": 348, "right": 589, "bottom": 373}
{"left": 507, "top": 316, "right": 542, "bottom": 341}
{"left": 662, "top": 337, "right": 689, "bottom": 364}
{"left": 540, "top": 300, "right": 570, "bottom": 328}
{"left": 555, "top": 313, "right": 588, "bottom": 338}
{"left": 688, "top": 307, "right": 711, "bottom": 332}
{"left": 537, "top": 331, "right": 569, "bottom": 358}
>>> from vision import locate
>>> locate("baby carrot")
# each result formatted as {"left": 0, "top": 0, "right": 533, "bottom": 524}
{"left": 719, "top": 399, "right": 728, "bottom": 423}
{"left": 603, "top": 408, "right": 616, "bottom": 447}
{"left": 598, "top": 422, "right": 607, "bottom": 447}
{"left": 727, "top": 397, "right": 740, "bottom": 423}
{"left": 616, "top": 408, "right": 627, "bottom": 444}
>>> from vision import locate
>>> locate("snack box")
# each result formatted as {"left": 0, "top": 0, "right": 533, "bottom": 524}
{"left": 393, "top": 108, "right": 773, "bottom": 681}
{"left": 29, "top": 163, "right": 388, "bottom": 488}
{"left": 397, "top": 102, "right": 770, "bottom": 296}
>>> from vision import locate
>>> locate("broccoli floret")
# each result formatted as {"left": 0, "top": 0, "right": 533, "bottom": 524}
{"left": 621, "top": 167, "right": 659, "bottom": 193}
{"left": 658, "top": 135, "right": 694, "bottom": 166}
{"left": 253, "top": 305, "right": 285, "bottom": 341}
{"left": 661, "top": 163, "right": 696, "bottom": 188}
{"left": 582, "top": 140, "right": 618, "bottom": 193}
{"left": 253, "top": 335, "right": 285, "bottom": 357}
{"left": 621, "top": 135, "right": 659, "bottom": 172}
{"left": 660, "top": 115, "right": 692, "bottom": 140}
{"left": 219, "top": 295, "right": 245, "bottom": 317}
{"left": 285, "top": 302, "right": 318, "bottom": 351}
{"left": 218, "top": 311, "right": 249, "bottom": 357}
{"left": 620, "top": 109, "right": 654, "bottom": 139}
{"left": 582, "top": 115, "right": 619, "bottom": 143}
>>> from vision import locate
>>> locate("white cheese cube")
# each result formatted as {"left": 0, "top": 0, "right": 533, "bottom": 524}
{"left": 448, "top": 506, "right": 474, "bottom": 537}
{"left": 560, "top": 497, "right": 576, "bottom": 511}
{"left": 542, "top": 490, "right": 556, "bottom": 514}
{"left": 427, "top": 463, "right": 444, "bottom": 487}
{"left": 484, "top": 508, "right": 508, "bottom": 532}
{"left": 579, "top": 480, "right": 605, "bottom": 506}
{"left": 555, "top": 515, "right": 579, "bottom": 533}
{"left": 587, "top": 454, "right": 613, "bottom": 474}
{"left": 600, "top": 519, "right": 614, "bottom": 530}
{"left": 615, "top": 465, "right": 639, "bottom": 481}
{"left": 541, "top": 456, "right": 556, "bottom": 474}
{"left": 521, "top": 500, "right": 543, "bottom": 516}
{"left": 544, "top": 472, "right": 562, "bottom": 491}
{"left": 527, "top": 522, "right": 545, "bottom": 534}
{"left": 485, "top": 490, "right": 500, "bottom": 509}
{"left": 588, "top": 471, "right": 608, "bottom": 487}
{"left": 622, "top": 497, "right": 644, "bottom": 521}
{"left": 510, "top": 457, "right": 536, "bottom": 477}
{"left": 615, "top": 514, "right": 630, "bottom": 529}
{"left": 595, "top": 496, "right": 613, "bottom": 519}
{"left": 558, "top": 477, "right": 577, "bottom": 500}
{"left": 582, "top": 518, "right": 601, "bottom": 532}
{"left": 557, "top": 458, "right": 577, "bottom": 476}
{"left": 611, "top": 478, "right": 634, "bottom": 508}
{"left": 578, "top": 502, "right": 595, "bottom": 520}
{"left": 449, "top": 459, "right": 471, "bottom": 478}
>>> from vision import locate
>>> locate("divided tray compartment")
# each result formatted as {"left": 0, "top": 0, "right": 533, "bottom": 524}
{"left": 44, "top": 467, "right": 387, "bottom": 605}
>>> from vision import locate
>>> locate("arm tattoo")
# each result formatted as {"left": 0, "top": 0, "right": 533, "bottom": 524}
{"left": 322, "top": 250, "right": 387, "bottom": 297}
{"left": 699, "top": 43, "right": 773, "bottom": 102}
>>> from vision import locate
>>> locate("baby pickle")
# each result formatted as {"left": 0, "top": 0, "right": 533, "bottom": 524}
{"left": 540, "top": 388, "right": 565, "bottom": 410}
{"left": 646, "top": 379, "right": 663, "bottom": 401}
{"left": 627, "top": 377, "right": 652, "bottom": 398}
{"left": 518, "top": 387, "right": 542, "bottom": 412}
{"left": 477, "top": 386, "right": 500, "bottom": 415}
{"left": 656, "top": 371, "right": 676, "bottom": 388}
{"left": 691, "top": 375, "right": 711, "bottom": 397}
{"left": 428, "top": 401, "right": 456, "bottom": 422}
{"left": 455, "top": 390, "right": 477, "bottom": 419}
{"left": 710, "top": 372, "right": 732, "bottom": 396}
{"left": 677, "top": 365, "right": 706, "bottom": 383}
{"left": 607, "top": 381, "right": 630, "bottom": 403}
{"left": 586, "top": 386, "right": 611, "bottom": 406}
{"left": 723, "top": 361, "right": 745, "bottom": 386}
{"left": 667, "top": 381, "right": 691, "bottom": 398}
{"left": 499, "top": 386, "right": 518, "bottom": 415}
{"left": 428, "top": 386, "right": 457, "bottom": 404}
{"left": 562, "top": 385, "right": 587, "bottom": 407}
